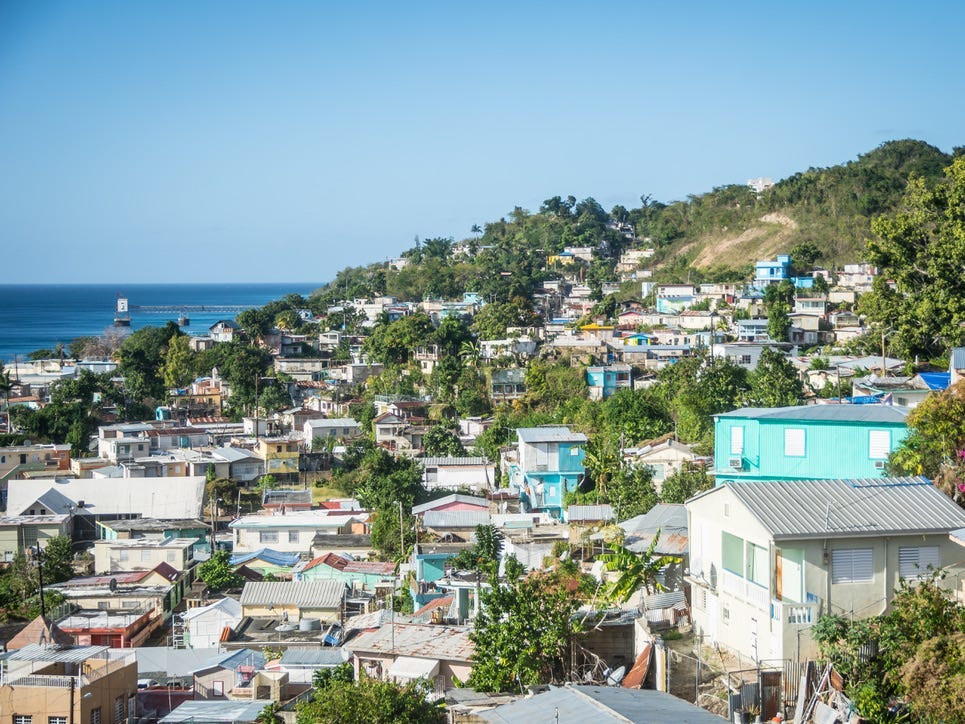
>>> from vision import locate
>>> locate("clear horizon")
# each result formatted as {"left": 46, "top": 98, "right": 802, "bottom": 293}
{"left": 2, "top": 1, "right": 964, "bottom": 284}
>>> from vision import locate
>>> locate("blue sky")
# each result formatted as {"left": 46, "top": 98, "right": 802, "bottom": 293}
{"left": 1, "top": 1, "right": 963, "bottom": 283}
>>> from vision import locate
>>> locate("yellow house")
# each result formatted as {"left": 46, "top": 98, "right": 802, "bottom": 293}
{"left": 0, "top": 514, "right": 71, "bottom": 562}
{"left": 256, "top": 436, "right": 301, "bottom": 482}
{"left": 239, "top": 580, "right": 344, "bottom": 623}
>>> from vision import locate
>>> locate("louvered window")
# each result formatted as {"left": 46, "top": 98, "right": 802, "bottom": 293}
{"left": 831, "top": 548, "right": 873, "bottom": 583}
{"left": 869, "top": 430, "right": 891, "bottom": 459}
{"left": 899, "top": 546, "right": 940, "bottom": 579}
{"left": 730, "top": 426, "right": 744, "bottom": 455}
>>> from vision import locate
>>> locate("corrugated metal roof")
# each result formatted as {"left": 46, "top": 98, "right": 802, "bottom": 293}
{"left": 347, "top": 623, "right": 473, "bottom": 661}
{"left": 715, "top": 404, "right": 910, "bottom": 423}
{"left": 412, "top": 494, "right": 489, "bottom": 515}
{"left": 566, "top": 505, "right": 615, "bottom": 523}
{"left": 478, "top": 684, "right": 726, "bottom": 723}
{"left": 422, "top": 510, "right": 491, "bottom": 528}
{"left": 419, "top": 456, "right": 491, "bottom": 467}
{"left": 9, "top": 644, "right": 109, "bottom": 663}
{"left": 280, "top": 647, "right": 348, "bottom": 666}
{"left": 160, "top": 700, "right": 274, "bottom": 723}
{"left": 517, "top": 427, "right": 588, "bottom": 443}
{"left": 240, "top": 580, "right": 345, "bottom": 609}
{"left": 721, "top": 478, "right": 965, "bottom": 539}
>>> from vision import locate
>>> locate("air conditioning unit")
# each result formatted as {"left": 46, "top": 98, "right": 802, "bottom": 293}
{"left": 873, "top": 460, "right": 886, "bottom": 470}
{"left": 728, "top": 457, "right": 744, "bottom": 471}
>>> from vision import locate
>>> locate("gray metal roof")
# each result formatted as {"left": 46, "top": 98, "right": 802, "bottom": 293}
{"left": 127, "top": 646, "right": 220, "bottom": 677}
{"left": 279, "top": 647, "right": 348, "bottom": 666}
{"left": 566, "top": 505, "right": 615, "bottom": 523}
{"left": 412, "top": 494, "right": 489, "bottom": 515}
{"left": 517, "top": 427, "right": 588, "bottom": 443}
{"left": 715, "top": 404, "right": 910, "bottom": 424}
{"left": 160, "top": 700, "right": 274, "bottom": 723}
{"left": 8, "top": 644, "right": 109, "bottom": 663}
{"left": 347, "top": 623, "right": 473, "bottom": 661}
{"left": 479, "top": 684, "right": 726, "bottom": 723}
{"left": 240, "top": 580, "right": 345, "bottom": 609}
{"left": 719, "top": 478, "right": 965, "bottom": 540}
{"left": 212, "top": 446, "right": 260, "bottom": 463}
{"left": 422, "top": 510, "right": 491, "bottom": 528}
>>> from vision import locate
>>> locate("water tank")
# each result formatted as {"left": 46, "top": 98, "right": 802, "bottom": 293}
{"left": 299, "top": 617, "right": 321, "bottom": 631}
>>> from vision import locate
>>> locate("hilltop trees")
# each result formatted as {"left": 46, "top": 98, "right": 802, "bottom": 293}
{"left": 863, "top": 155, "right": 965, "bottom": 358}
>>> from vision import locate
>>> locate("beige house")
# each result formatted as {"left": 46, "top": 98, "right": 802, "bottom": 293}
{"left": 348, "top": 623, "right": 474, "bottom": 696}
{"left": 0, "top": 514, "right": 71, "bottom": 562}
{"left": 93, "top": 537, "right": 197, "bottom": 574}
{"left": 687, "top": 478, "right": 965, "bottom": 663}
{"left": 239, "top": 580, "right": 345, "bottom": 622}
{"left": 0, "top": 644, "right": 138, "bottom": 724}
{"left": 230, "top": 511, "right": 368, "bottom": 555}
{"left": 623, "top": 435, "right": 700, "bottom": 493}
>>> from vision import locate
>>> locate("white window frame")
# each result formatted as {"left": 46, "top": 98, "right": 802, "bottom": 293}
{"left": 288, "top": 530, "right": 299, "bottom": 544}
{"left": 259, "top": 530, "right": 279, "bottom": 544}
{"left": 831, "top": 548, "right": 873, "bottom": 584}
{"left": 730, "top": 426, "right": 744, "bottom": 455}
{"left": 784, "top": 428, "right": 805, "bottom": 457}
{"left": 898, "top": 546, "right": 940, "bottom": 579}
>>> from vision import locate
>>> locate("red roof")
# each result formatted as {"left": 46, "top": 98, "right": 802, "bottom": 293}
{"left": 302, "top": 552, "right": 351, "bottom": 572}
{"left": 413, "top": 596, "right": 454, "bottom": 618}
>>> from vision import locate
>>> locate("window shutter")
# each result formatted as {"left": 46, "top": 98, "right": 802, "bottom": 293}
{"left": 730, "top": 426, "right": 744, "bottom": 455}
{"left": 899, "top": 546, "right": 940, "bottom": 578}
{"left": 831, "top": 548, "right": 873, "bottom": 583}
{"left": 784, "top": 428, "right": 805, "bottom": 457}
{"left": 868, "top": 430, "right": 891, "bottom": 460}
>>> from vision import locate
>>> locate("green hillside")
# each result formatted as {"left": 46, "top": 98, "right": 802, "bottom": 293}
{"left": 313, "top": 139, "right": 955, "bottom": 303}
{"left": 646, "top": 139, "right": 953, "bottom": 274}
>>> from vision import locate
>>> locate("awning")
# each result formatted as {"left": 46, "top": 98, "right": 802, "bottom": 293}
{"left": 387, "top": 656, "right": 440, "bottom": 680}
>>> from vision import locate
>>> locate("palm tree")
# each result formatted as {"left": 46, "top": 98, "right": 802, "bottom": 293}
{"left": 459, "top": 340, "right": 481, "bottom": 369}
{"left": 599, "top": 531, "right": 681, "bottom": 602}
{"left": 582, "top": 437, "right": 619, "bottom": 502}
{"left": 0, "top": 366, "right": 13, "bottom": 434}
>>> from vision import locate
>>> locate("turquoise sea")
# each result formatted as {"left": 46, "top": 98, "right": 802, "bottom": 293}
{"left": 0, "top": 283, "right": 321, "bottom": 364}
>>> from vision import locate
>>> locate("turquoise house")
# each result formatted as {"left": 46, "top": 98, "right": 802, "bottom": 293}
{"left": 585, "top": 364, "right": 632, "bottom": 401}
{"left": 508, "top": 427, "right": 587, "bottom": 517}
{"left": 714, "top": 405, "right": 910, "bottom": 484}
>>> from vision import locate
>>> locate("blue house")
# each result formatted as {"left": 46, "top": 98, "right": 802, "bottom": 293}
{"left": 714, "top": 405, "right": 910, "bottom": 484}
{"left": 507, "top": 427, "right": 587, "bottom": 518}
{"left": 586, "top": 364, "right": 632, "bottom": 401}
{"left": 754, "top": 254, "right": 791, "bottom": 286}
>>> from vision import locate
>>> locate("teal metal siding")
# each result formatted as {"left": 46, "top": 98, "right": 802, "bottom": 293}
{"left": 715, "top": 416, "right": 908, "bottom": 483}
{"left": 557, "top": 443, "right": 585, "bottom": 473}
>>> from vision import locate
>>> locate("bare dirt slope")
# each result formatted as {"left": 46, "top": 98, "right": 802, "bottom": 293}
{"left": 690, "top": 212, "right": 799, "bottom": 269}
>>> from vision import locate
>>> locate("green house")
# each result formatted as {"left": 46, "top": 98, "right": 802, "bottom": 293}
{"left": 714, "top": 405, "right": 910, "bottom": 484}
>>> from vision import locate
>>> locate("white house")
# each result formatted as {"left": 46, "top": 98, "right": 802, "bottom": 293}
{"left": 304, "top": 418, "right": 362, "bottom": 445}
{"left": 687, "top": 478, "right": 965, "bottom": 663}
{"left": 182, "top": 597, "right": 243, "bottom": 649}
{"left": 230, "top": 510, "right": 368, "bottom": 555}
{"left": 419, "top": 457, "right": 496, "bottom": 492}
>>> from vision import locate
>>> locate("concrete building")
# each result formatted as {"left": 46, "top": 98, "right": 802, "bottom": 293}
{"left": 182, "top": 597, "right": 243, "bottom": 649}
{"left": 93, "top": 537, "right": 197, "bottom": 574}
{"left": 419, "top": 457, "right": 496, "bottom": 492}
{"left": 230, "top": 510, "right": 368, "bottom": 555}
{"left": 0, "top": 644, "right": 138, "bottom": 724}
{"left": 687, "top": 478, "right": 965, "bottom": 662}
{"left": 0, "top": 514, "right": 71, "bottom": 561}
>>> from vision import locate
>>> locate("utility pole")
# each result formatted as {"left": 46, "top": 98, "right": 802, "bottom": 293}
{"left": 398, "top": 500, "right": 405, "bottom": 556}
{"left": 881, "top": 329, "right": 887, "bottom": 377}
{"left": 35, "top": 543, "right": 46, "bottom": 620}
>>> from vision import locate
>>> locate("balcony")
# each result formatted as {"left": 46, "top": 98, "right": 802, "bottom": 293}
{"left": 770, "top": 599, "right": 818, "bottom": 625}
{"left": 720, "top": 569, "right": 768, "bottom": 610}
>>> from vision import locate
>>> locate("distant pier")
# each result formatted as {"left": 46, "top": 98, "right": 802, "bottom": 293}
{"left": 130, "top": 304, "right": 254, "bottom": 314}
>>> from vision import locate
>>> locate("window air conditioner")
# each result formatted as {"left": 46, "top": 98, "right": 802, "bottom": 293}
{"left": 873, "top": 460, "right": 886, "bottom": 470}
{"left": 728, "top": 457, "right": 744, "bottom": 471}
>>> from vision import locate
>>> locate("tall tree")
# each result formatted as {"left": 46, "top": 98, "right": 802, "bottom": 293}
{"left": 748, "top": 348, "right": 803, "bottom": 407}
{"left": 862, "top": 155, "right": 965, "bottom": 358}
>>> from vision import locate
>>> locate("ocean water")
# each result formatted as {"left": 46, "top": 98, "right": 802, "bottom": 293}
{"left": 0, "top": 283, "right": 321, "bottom": 364}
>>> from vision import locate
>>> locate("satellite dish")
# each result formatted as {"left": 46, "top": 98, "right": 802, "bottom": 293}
{"left": 606, "top": 666, "right": 626, "bottom": 686}
{"left": 109, "top": 578, "right": 118, "bottom": 593}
